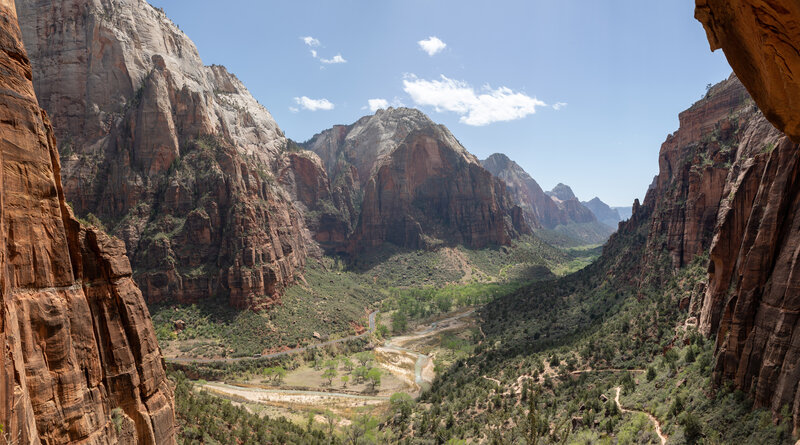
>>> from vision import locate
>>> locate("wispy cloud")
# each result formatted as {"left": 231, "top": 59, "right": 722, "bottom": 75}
{"left": 302, "top": 36, "right": 320, "bottom": 47}
{"left": 294, "top": 96, "right": 335, "bottom": 111}
{"left": 301, "top": 36, "right": 347, "bottom": 65}
{"left": 402, "top": 74, "right": 546, "bottom": 126}
{"left": 552, "top": 102, "right": 568, "bottom": 111}
{"left": 418, "top": 36, "right": 447, "bottom": 56}
{"left": 321, "top": 54, "right": 347, "bottom": 64}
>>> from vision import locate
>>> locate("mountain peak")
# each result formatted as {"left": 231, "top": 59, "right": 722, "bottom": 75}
{"left": 547, "top": 183, "right": 577, "bottom": 202}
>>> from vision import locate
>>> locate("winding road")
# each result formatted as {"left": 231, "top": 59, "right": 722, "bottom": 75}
{"left": 614, "top": 386, "right": 668, "bottom": 445}
{"left": 166, "top": 311, "right": 378, "bottom": 365}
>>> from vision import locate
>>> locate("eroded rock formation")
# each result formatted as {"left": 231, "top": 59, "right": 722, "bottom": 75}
{"left": 695, "top": 0, "right": 800, "bottom": 432}
{"left": 304, "top": 108, "right": 529, "bottom": 252}
{"left": 696, "top": 0, "right": 800, "bottom": 142}
{"left": 16, "top": 0, "right": 309, "bottom": 310}
{"left": 0, "top": 1, "right": 175, "bottom": 442}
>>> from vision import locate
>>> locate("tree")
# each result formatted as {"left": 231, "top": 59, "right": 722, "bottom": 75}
{"left": 325, "top": 359, "right": 338, "bottom": 370}
{"left": 322, "top": 368, "right": 338, "bottom": 386}
{"left": 681, "top": 412, "right": 703, "bottom": 444}
{"left": 340, "top": 357, "right": 354, "bottom": 372}
{"left": 272, "top": 367, "right": 287, "bottom": 385}
{"left": 354, "top": 366, "right": 369, "bottom": 383}
{"left": 367, "top": 368, "right": 382, "bottom": 391}
{"left": 355, "top": 352, "right": 373, "bottom": 367}
{"left": 685, "top": 346, "right": 696, "bottom": 363}
{"left": 346, "top": 414, "right": 378, "bottom": 445}
{"left": 322, "top": 409, "right": 338, "bottom": 438}
{"left": 646, "top": 366, "right": 656, "bottom": 382}
{"left": 341, "top": 375, "right": 350, "bottom": 388}
{"left": 389, "top": 393, "right": 414, "bottom": 420}
{"left": 392, "top": 311, "right": 408, "bottom": 333}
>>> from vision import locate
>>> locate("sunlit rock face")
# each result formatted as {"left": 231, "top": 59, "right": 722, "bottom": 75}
{"left": 16, "top": 0, "right": 310, "bottom": 310}
{"left": 304, "top": 107, "right": 530, "bottom": 253}
{"left": 0, "top": 1, "right": 175, "bottom": 442}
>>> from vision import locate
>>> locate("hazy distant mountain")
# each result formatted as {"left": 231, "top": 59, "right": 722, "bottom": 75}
{"left": 582, "top": 197, "right": 622, "bottom": 228}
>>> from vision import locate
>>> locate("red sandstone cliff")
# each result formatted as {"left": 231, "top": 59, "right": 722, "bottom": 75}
{"left": 0, "top": 1, "right": 175, "bottom": 443}
{"left": 694, "top": 0, "right": 800, "bottom": 433}
{"left": 304, "top": 108, "right": 529, "bottom": 252}
{"left": 15, "top": 0, "right": 309, "bottom": 310}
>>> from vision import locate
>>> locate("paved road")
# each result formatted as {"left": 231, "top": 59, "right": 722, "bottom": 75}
{"left": 166, "top": 311, "right": 378, "bottom": 365}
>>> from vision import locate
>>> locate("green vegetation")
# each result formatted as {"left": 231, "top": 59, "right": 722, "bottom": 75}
{"left": 173, "top": 371, "right": 333, "bottom": 444}
{"left": 154, "top": 232, "right": 594, "bottom": 358}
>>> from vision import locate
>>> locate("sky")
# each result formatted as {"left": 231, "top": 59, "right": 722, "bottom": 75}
{"left": 149, "top": 0, "right": 732, "bottom": 207}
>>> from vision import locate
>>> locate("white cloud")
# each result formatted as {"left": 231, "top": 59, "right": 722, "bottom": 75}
{"left": 552, "top": 102, "right": 568, "bottom": 110}
{"left": 294, "top": 96, "right": 335, "bottom": 111}
{"left": 402, "top": 75, "right": 546, "bottom": 126}
{"left": 418, "top": 36, "right": 447, "bottom": 56}
{"left": 310, "top": 49, "right": 318, "bottom": 58}
{"left": 321, "top": 54, "right": 347, "bottom": 64}
{"left": 302, "top": 36, "right": 320, "bottom": 47}
{"left": 368, "top": 98, "right": 389, "bottom": 112}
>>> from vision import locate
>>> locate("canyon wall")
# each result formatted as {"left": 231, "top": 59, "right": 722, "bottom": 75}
{"left": 0, "top": 1, "right": 175, "bottom": 443}
{"left": 16, "top": 0, "right": 309, "bottom": 310}
{"left": 695, "top": 0, "right": 800, "bottom": 432}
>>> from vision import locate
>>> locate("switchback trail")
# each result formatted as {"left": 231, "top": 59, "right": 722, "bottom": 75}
{"left": 614, "top": 386, "right": 668, "bottom": 445}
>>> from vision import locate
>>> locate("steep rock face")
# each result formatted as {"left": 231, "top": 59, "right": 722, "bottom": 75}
{"left": 304, "top": 108, "right": 529, "bottom": 252}
{"left": 695, "top": 0, "right": 800, "bottom": 432}
{"left": 582, "top": 197, "right": 622, "bottom": 228}
{"left": 479, "top": 153, "right": 554, "bottom": 229}
{"left": 643, "top": 76, "right": 751, "bottom": 270}
{"left": 696, "top": 0, "right": 800, "bottom": 142}
{"left": 0, "top": 2, "right": 175, "bottom": 443}
{"left": 16, "top": 0, "right": 308, "bottom": 309}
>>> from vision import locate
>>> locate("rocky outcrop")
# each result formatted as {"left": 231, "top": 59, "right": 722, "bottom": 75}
{"left": 695, "top": 0, "right": 800, "bottom": 142}
{"left": 304, "top": 108, "right": 529, "bottom": 252}
{"left": 582, "top": 197, "right": 622, "bottom": 228}
{"left": 16, "top": 0, "right": 309, "bottom": 309}
{"left": 695, "top": 0, "right": 800, "bottom": 433}
{"left": 545, "top": 184, "right": 598, "bottom": 225}
{"left": 0, "top": 1, "right": 175, "bottom": 443}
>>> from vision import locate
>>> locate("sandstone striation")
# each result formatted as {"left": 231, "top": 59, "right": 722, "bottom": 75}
{"left": 304, "top": 108, "right": 529, "bottom": 252}
{"left": 695, "top": 0, "right": 800, "bottom": 432}
{"left": 16, "top": 0, "right": 309, "bottom": 309}
{"left": 0, "top": 1, "right": 175, "bottom": 443}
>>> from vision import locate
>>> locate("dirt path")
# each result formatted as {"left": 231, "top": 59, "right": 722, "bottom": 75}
{"left": 482, "top": 376, "right": 501, "bottom": 385}
{"left": 614, "top": 386, "right": 667, "bottom": 445}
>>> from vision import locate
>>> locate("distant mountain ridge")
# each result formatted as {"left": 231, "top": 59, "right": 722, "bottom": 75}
{"left": 481, "top": 154, "right": 616, "bottom": 244}
{"left": 582, "top": 197, "right": 622, "bottom": 228}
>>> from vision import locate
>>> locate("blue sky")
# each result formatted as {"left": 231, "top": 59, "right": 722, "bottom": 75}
{"left": 149, "top": 0, "right": 732, "bottom": 207}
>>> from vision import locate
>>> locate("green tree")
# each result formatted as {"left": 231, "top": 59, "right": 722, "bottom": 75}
{"left": 367, "top": 368, "right": 382, "bottom": 391}
{"left": 389, "top": 393, "right": 414, "bottom": 420}
{"left": 323, "top": 368, "right": 338, "bottom": 386}
{"left": 391, "top": 311, "right": 408, "bottom": 333}
{"left": 341, "top": 375, "right": 350, "bottom": 388}
{"left": 646, "top": 366, "right": 657, "bottom": 382}
{"left": 355, "top": 352, "right": 373, "bottom": 367}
